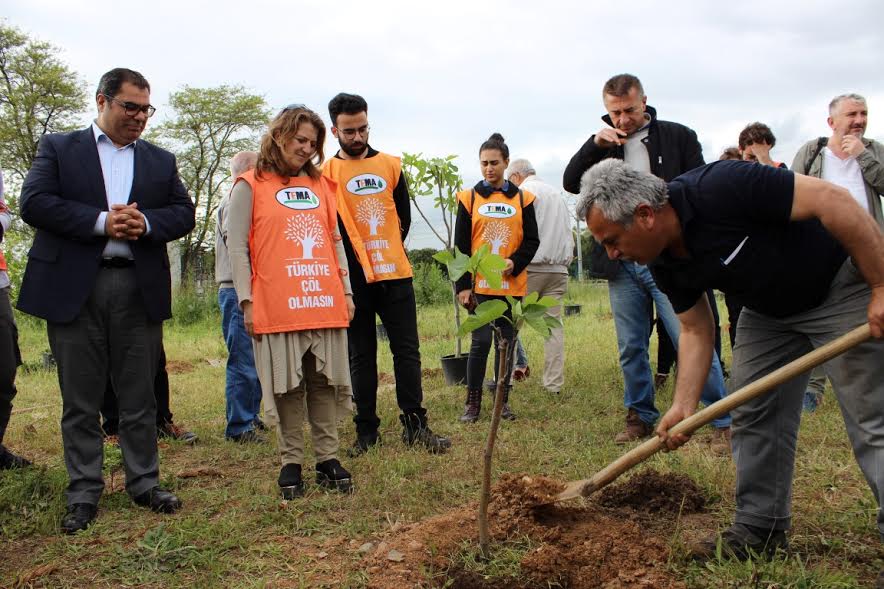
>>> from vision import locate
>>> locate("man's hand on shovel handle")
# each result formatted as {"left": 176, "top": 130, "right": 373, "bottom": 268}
{"left": 656, "top": 402, "right": 695, "bottom": 451}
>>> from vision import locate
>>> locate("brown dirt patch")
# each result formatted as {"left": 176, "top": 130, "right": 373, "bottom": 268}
{"left": 378, "top": 372, "right": 395, "bottom": 385}
{"left": 166, "top": 359, "right": 195, "bottom": 374}
{"left": 360, "top": 469, "right": 707, "bottom": 588}
{"left": 421, "top": 367, "right": 443, "bottom": 379}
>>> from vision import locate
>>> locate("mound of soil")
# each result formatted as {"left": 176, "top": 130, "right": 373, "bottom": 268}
{"left": 166, "top": 359, "right": 195, "bottom": 374}
{"left": 361, "top": 469, "right": 708, "bottom": 588}
{"left": 596, "top": 470, "right": 706, "bottom": 514}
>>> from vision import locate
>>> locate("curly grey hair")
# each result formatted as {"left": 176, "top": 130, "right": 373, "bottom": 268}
{"left": 829, "top": 93, "right": 866, "bottom": 115}
{"left": 575, "top": 159, "right": 668, "bottom": 226}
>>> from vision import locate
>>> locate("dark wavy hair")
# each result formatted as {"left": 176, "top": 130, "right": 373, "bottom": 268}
{"left": 328, "top": 93, "right": 368, "bottom": 126}
{"left": 738, "top": 122, "right": 776, "bottom": 149}
{"left": 479, "top": 132, "right": 509, "bottom": 160}
{"left": 256, "top": 106, "right": 326, "bottom": 180}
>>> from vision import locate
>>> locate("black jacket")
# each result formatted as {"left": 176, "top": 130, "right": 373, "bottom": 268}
{"left": 18, "top": 127, "right": 195, "bottom": 323}
{"left": 562, "top": 105, "right": 705, "bottom": 193}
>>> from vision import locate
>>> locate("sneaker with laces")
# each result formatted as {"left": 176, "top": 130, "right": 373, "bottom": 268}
{"left": 691, "top": 523, "right": 789, "bottom": 562}
{"left": 709, "top": 426, "right": 732, "bottom": 457}
{"left": 315, "top": 458, "right": 353, "bottom": 493}
{"left": 158, "top": 421, "right": 198, "bottom": 445}
{"left": 226, "top": 429, "right": 265, "bottom": 444}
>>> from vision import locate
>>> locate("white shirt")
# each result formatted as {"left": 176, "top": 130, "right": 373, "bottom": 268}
{"left": 91, "top": 122, "right": 137, "bottom": 259}
{"left": 623, "top": 119, "right": 652, "bottom": 174}
{"left": 821, "top": 147, "right": 868, "bottom": 212}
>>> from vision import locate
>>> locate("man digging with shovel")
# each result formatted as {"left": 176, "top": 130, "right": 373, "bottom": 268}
{"left": 577, "top": 158, "right": 884, "bottom": 575}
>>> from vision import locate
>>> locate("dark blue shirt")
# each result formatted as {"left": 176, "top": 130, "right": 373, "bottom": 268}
{"left": 649, "top": 160, "right": 847, "bottom": 318}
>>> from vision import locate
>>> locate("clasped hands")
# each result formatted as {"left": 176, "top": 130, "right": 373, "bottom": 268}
{"left": 105, "top": 202, "right": 146, "bottom": 240}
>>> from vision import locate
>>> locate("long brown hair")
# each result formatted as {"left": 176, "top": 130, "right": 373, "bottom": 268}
{"left": 256, "top": 106, "right": 326, "bottom": 180}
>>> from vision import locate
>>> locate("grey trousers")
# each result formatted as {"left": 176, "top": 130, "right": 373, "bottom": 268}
{"left": 48, "top": 267, "right": 162, "bottom": 506}
{"left": 526, "top": 270, "right": 567, "bottom": 392}
{"left": 731, "top": 259, "right": 883, "bottom": 537}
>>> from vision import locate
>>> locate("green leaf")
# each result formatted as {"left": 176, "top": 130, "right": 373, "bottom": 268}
{"left": 522, "top": 292, "right": 539, "bottom": 306}
{"left": 434, "top": 248, "right": 470, "bottom": 282}
{"left": 524, "top": 313, "right": 552, "bottom": 339}
{"left": 455, "top": 299, "right": 508, "bottom": 337}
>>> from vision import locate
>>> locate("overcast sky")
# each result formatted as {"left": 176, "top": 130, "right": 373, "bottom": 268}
{"left": 6, "top": 0, "right": 884, "bottom": 248}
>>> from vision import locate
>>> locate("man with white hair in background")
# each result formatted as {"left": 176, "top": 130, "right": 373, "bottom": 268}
{"left": 507, "top": 159, "right": 573, "bottom": 394}
{"left": 793, "top": 93, "right": 884, "bottom": 413}
{"left": 216, "top": 151, "right": 265, "bottom": 443}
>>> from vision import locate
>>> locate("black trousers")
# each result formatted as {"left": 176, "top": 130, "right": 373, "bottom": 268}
{"left": 348, "top": 277, "right": 424, "bottom": 436}
{"left": 48, "top": 267, "right": 162, "bottom": 506}
{"left": 0, "top": 287, "right": 21, "bottom": 444}
{"left": 101, "top": 345, "right": 171, "bottom": 436}
{"left": 466, "top": 294, "right": 516, "bottom": 391}
{"left": 656, "top": 289, "right": 722, "bottom": 375}
{"left": 724, "top": 293, "right": 743, "bottom": 352}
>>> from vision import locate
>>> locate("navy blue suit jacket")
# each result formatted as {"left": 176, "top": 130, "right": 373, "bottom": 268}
{"left": 17, "top": 127, "right": 195, "bottom": 323}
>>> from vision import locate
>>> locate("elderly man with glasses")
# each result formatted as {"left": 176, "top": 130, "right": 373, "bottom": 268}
{"left": 18, "top": 67, "right": 195, "bottom": 534}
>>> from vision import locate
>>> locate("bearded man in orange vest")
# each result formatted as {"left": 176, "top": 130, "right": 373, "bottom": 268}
{"left": 323, "top": 93, "right": 451, "bottom": 456}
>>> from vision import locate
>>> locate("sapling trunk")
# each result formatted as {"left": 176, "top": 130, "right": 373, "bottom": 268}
{"left": 452, "top": 282, "right": 462, "bottom": 357}
{"left": 478, "top": 329, "right": 514, "bottom": 559}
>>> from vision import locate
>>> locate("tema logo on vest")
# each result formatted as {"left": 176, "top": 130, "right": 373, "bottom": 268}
{"left": 276, "top": 187, "right": 320, "bottom": 210}
{"left": 346, "top": 174, "right": 386, "bottom": 195}
{"left": 477, "top": 203, "right": 516, "bottom": 219}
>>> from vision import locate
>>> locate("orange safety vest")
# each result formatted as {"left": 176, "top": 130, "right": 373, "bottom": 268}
{"left": 456, "top": 188, "right": 536, "bottom": 297}
{"left": 0, "top": 250, "right": 6, "bottom": 272}
{"left": 323, "top": 153, "right": 413, "bottom": 283}
{"left": 237, "top": 170, "right": 349, "bottom": 334}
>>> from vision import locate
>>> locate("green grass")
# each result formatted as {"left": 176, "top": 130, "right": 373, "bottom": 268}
{"left": 0, "top": 280, "right": 880, "bottom": 587}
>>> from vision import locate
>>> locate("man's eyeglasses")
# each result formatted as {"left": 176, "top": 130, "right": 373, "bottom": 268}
{"left": 337, "top": 125, "right": 369, "bottom": 139}
{"left": 104, "top": 94, "right": 156, "bottom": 118}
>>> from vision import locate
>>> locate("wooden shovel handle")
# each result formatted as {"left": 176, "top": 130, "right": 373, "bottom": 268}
{"left": 556, "top": 323, "right": 872, "bottom": 502}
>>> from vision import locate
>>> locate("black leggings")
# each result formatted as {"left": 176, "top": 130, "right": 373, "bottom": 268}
{"left": 466, "top": 294, "right": 517, "bottom": 390}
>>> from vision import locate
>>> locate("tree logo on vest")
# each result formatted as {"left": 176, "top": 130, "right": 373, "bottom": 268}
{"left": 285, "top": 215, "right": 325, "bottom": 259}
{"left": 346, "top": 174, "right": 386, "bottom": 195}
{"left": 482, "top": 221, "right": 511, "bottom": 254}
{"left": 477, "top": 203, "right": 516, "bottom": 218}
{"left": 356, "top": 198, "right": 386, "bottom": 236}
{"left": 276, "top": 187, "right": 320, "bottom": 210}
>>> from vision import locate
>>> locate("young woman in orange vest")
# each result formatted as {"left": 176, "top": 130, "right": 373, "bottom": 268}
{"left": 454, "top": 133, "right": 540, "bottom": 423}
{"left": 226, "top": 105, "right": 356, "bottom": 499}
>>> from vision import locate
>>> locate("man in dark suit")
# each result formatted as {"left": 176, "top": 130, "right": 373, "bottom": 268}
{"left": 18, "top": 68, "right": 195, "bottom": 533}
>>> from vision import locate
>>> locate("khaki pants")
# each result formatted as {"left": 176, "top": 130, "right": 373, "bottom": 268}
{"left": 275, "top": 351, "right": 339, "bottom": 466}
{"left": 526, "top": 270, "right": 567, "bottom": 393}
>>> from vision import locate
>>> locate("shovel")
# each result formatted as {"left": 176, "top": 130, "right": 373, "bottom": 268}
{"left": 553, "top": 323, "right": 872, "bottom": 503}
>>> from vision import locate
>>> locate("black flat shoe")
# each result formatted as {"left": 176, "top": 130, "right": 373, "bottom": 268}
{"left": 61, "top": 503, "right": 97, "bottom": 534}
{"left": 278, "top": 464, "right": 304, "bottom": 500}
{"left": 226, "top": 429, "right": 266, "bottom": 444}
{"left": 132, "top": 486, "right": 182, "bottom": 513}
{"left": 0, "top": 445, "right": 32, "bottom": 469}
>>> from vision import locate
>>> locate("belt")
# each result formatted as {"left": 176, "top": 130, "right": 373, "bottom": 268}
{"left": 100, "top": 257, "right": 135, "bottom": 268}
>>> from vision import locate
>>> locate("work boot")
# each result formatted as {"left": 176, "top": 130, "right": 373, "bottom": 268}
{"left": 709, "top": 426, "right": 732, "bottom": 457}
{"left": 691, "top": 522, "right": 789, "bottom": 562}
{"left": 400, "top": 413, "right": 451, "bottom": 454}
{"left": 499, "top": 387, "right": 516, "bottom": 421}
{"left": 315, "top": 458, "right": 353, "bottom": 494}
{"left": 614, "top": 409, "right": 653, "bottom": 444}
{"left": 347, "top": 431, "right": 381, "bottom": 458}
{"left": 459, "top": 389, "right": 482, "bottom": 423}
{"left": 278, "top": 463, "right": 304, "bottom": 500}
{"left": 654, "top": 372, "right": 669, "bottom": 390}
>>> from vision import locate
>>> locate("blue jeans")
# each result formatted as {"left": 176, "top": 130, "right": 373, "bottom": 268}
{"left": 218, "top": 288, "right": 262, "bottom": 437}
{"left": 608, "top": 262, "right": 730, "bottom": 428}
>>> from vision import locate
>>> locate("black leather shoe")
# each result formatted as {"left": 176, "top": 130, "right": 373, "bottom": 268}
{"left": 158, "top": 421, "right": 198, "bottom": 445}
{"left": 347, "top": 432, "right": 381, "bottom": 458}
{"left": 61, "top": 503, "right": 97, "bottom": 534}
{"left": 132, "top": 486, "right": 182, "bottom": 513}
{"left": 226, "top": 429, "right": 266, "bottom": 444}
{"left": 252, "top": 416, "right": 268, "bottom": 431}
{"left": 691, "top": 523, "right": 789, "bottom": 562}
{"left": 0, "top": 445, "right": 32, "bottom": 469}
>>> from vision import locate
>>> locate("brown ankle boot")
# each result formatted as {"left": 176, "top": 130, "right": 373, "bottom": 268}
{"left": 614, "top": 408, "right": 653, "bottom": 444}
{"left": 459, "top": 389, "right": 482, "bottom": 423}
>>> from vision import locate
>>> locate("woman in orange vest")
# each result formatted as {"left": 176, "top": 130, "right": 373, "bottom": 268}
{"left": 226, "top": 105, "right": 356, "bottom": 499}
{"left": 454, "top": 133, "right": 539, "bottom": 423}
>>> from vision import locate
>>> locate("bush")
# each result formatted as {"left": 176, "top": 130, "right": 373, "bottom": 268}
{"left": 412, "top": 262, "right": 451, "bottom": 307}
{"left": 171, "top": 284, "right": 219, "bottom": 325}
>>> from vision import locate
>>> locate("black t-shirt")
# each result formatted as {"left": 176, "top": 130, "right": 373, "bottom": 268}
{"left": 649, "top": 160, "right": 847, "bottom": 318}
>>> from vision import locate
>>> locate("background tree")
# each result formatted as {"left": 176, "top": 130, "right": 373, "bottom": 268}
{"left": 0, "top": 22, "right": 88, "bottom": 292}
{"left": 148, "top": 85, "right": 269, "bottom": 278}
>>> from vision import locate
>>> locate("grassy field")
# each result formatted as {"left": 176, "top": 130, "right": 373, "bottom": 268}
{"left": 1, "top": 281, "right": 880, "bottom": 587}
